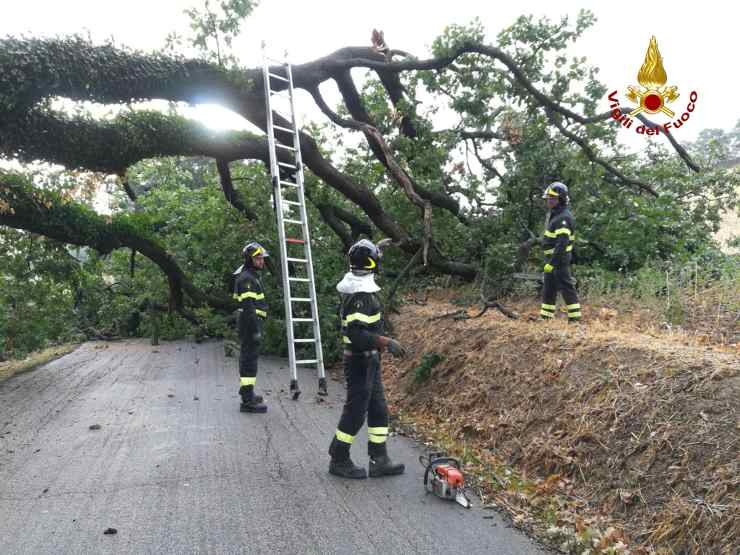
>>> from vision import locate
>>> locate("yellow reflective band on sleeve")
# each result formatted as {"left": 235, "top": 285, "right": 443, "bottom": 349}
{"left": 540, "top": 310, "right": 555, "bottom": 318}
{"left": 544, "top": 230, "right": 557, "bottom": 238}
{"left": 240, "top": 377, "right": 256, "bottom": 386}
{"left": 235, "top": 291, "right": 265, "bottom": 302}
{"left": 566, "top": 304, "right": 581, "bottom": 310}
{"left": 568, "top": 312, "right": 582, "bottom": 319}
{"left": 541, "top": 304, "right": 556, "bottom": 311}
{"left": 255, "top": 309, "right": 267, "bottom": 318}
{"left": 342, "top": 336, "right": 352, "bottom": 344}
{"left": 368, "top": 434, "right": 387, "bottom": 444}
{"left": 554, "top": 227, "right": 571, "bottom": 236}
{"left": 335, "top": 430, "right": 355, "bottom": 444}
{"left": 566, "top": 245, "right": 573, "bottom": 251}
{"left": 344, "top": 312, "right": 381, "bottom": 324}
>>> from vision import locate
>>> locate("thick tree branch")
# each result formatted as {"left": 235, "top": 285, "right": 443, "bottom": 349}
{"left": 215, "top": 159, "right": 258, "bottom": 220}
{"left": 0, "top": 107, "right": 268, "bottom": 174}
{"left": 312, "top": 202, "right": 353, "bottom": 249}
{"left": 330, "top": 73, "right": 463, "bottom": 220}
{"left": 546, "top": 109, "right": 657, "bottom": 196}
{"left": 120, "top": 174, "right": 137, "bottom": 202}
{"left": 1, "top": 37, "right": 698, "bottom": 175}
{"left": 292, "top": 42, "right": 698, "bottom": 171}
{"left": 331, "top": 204, "right": 373, "bottom": 238}
{"left": 0, "top": 172, "right": 235, "bottom": 314}
{"left": 10, "top": 38, "right": 649, "bottom": 280}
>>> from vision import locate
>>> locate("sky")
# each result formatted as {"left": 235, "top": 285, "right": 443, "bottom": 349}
{"left": 2, "top": 0, "right": 739, "bottom": 153}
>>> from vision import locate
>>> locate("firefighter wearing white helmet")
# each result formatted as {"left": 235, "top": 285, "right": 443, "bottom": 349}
{"left": 540, "top": 182, "right": 581, "bottom": 322}
{"left": 233, "top": 242, "right": 270, "bottom": 413}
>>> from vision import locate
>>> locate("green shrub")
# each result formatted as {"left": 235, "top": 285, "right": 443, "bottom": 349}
{"left": 414, "top": 352, "right": 445, "bottom": 383}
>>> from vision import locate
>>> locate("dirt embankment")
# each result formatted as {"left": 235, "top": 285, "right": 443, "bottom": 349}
{"left": 385, "top": 293, "right": 739, "bottom": 554}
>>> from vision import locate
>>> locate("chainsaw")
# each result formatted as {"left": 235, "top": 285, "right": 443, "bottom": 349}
{"left": 419, "top": 453, "right": 471, "bottom": 509}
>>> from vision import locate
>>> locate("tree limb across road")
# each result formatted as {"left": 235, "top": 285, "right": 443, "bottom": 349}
{"left": 0, "top": 34, "right": 701, "bottom": 313}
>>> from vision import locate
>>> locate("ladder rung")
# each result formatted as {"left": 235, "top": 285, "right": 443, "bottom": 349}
{"left": 268, "top": 72, "right": 289, "bottom": 82}
{"left": 273, "top": 125, "right": 295, "bottom": 133}
{"left": 289, "top": 277, "right": 310, "bottom": 282}
{"left": 295, "top": 359, "right": 318, "bottom": 364}
{"left": 292, "top": 318, "right": 314, "bottom": 323}
{"left": 278, "top": 162, "right": 296, "bottom": 168}
{"left": 286, "top": 257, "right": 307, "bottom": 263}
{"left": 290, "top": 297, "right": 312, "bottom": 302}
{"left": 286, "top": 238, "right": 305, "bottom": 244}
{"left": 280, "top": 181, "right": 299, "bottom": 188}
{"left": 276, "top": 144, "right": 296, "bottom": 151}
{"left": 282, "top": 200, "right": 301, "bottom": 206}
{"left": 294, "top": 338, "right": 316, "bottom": 343}
{"left": 265, "top": 56, "right": 287, "bottom": 65}
{"left": 284, "top": 218, "right": 303, "bottom": 225}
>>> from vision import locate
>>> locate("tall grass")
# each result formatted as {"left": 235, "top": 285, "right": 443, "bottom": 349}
{"left": 579, "top": 254, "right": 739, "bottom": 343}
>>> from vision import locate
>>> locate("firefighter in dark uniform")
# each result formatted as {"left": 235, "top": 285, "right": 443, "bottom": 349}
{"left": 233, "top": 242, "right": 269, "bottom": 413}
{"left": 328, "top": 239, "right": 407, "bottom": 479}
{"left": 540, "top": 182, "right": 581, "bottom": 322}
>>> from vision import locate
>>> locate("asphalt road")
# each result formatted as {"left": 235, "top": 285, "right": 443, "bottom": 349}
{"left": 0, "top": 340, "right": 545, "bottom": 554}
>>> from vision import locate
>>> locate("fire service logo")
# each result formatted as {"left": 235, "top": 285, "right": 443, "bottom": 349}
{"left": 607, "top": 36, "right": 698, "bottom": 136}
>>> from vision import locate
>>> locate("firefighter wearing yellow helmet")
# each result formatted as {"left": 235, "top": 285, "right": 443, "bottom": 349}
{"left": 540, "top": 183, "right": 581, "bottom": 322}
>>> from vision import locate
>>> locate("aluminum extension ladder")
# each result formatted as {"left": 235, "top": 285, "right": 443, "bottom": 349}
{"left": 261, "top": 43, "right": 327, "bottom": 400}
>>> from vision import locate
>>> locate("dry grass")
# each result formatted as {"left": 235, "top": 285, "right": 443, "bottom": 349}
{"left": 385, "top": 292, "right": 739, "bottom": 554}
{"left": 0, "top": 344, "right": 78, "bottom": 383}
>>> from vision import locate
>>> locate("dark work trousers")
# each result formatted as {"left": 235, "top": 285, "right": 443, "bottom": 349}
{"left": 238, "top": 310, "right": 262, "bottom": 396}
{"left": 542, "top": 254, "right": 580, "bottom": 320}
{"left": 337, "top": 351, "right": 389, "bottom": 454}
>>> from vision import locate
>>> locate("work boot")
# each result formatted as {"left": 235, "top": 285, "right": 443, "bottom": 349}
{"left": 368, "top": 443, "right": 405, "bottom": 477}
{"left": 328, "top": 437, "right": 367, "bottom": 479}
{"left": 240, "top": 386, "right": 267, "bottom": 413}
{"left": 239, "top": 385, "right": 263, "bottom": 404}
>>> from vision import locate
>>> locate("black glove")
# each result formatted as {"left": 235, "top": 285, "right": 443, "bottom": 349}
{"left": 386, "top": 338, "right": 407, "bottom": 358}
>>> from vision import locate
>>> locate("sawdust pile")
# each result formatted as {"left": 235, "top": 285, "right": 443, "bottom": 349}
{"left": 384, "top": 293, "right": 739, "bottom": 554}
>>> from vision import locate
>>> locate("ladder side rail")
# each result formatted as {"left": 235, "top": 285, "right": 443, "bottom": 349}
{"left": 285, "top": 62, "right": 326, "bottom": 381}
{"left": 262, "top": 47, "right": 298, "bottom": 379}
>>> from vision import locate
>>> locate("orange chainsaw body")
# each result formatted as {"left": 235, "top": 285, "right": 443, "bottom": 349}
{"left": 434, "top": 464, "right": 464, "bottom": 488}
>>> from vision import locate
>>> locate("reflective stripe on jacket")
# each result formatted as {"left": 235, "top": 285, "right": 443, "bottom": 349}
{"left": 542, "top": 206, "right": 575, "bottom": 267}
{"left": 339, "top": 292, "right": 383, "bottom": 352}
{"left": 234, "top": 268, "right": 268, "bottom": 321}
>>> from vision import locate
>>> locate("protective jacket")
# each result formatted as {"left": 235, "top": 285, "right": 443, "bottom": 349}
{"left": 542, "top": 205, "right": 575, "bottom": 268}
{"left": 234, "top": 266, "right": 268, "bottom": 325}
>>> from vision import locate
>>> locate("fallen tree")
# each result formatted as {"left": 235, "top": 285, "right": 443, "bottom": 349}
{"left": 0, "top": 14, "right": 708, "bottom": 316}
